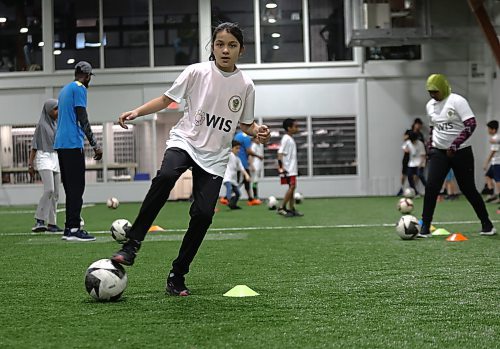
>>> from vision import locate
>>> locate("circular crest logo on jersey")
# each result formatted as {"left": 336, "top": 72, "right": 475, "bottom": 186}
{"left": 228, "top": 95, "right": 242, "bottom": 113}
{"left": 194, "top": 109, "right": 205, "bottom": 126}
{"left": 447, "top": 109, "right": 455, "bottom": 119}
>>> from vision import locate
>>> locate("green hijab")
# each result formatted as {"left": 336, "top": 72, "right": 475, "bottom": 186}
{"left": 426, "top": 74, "right": 451, "bottom": 99}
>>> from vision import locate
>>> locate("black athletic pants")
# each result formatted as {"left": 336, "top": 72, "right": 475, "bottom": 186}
{"left": 422, "top": 147, "right": 491, "bottom": 227}
{"left": 57, "top": 148, "right": 85, "bottom": 229}
{"left": 128, "top": 147, "right": 223, "bottom": 276}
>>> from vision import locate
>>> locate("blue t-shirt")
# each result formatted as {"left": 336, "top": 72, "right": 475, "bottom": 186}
{"left": 54, "top": 81, "right": 87, "bottom": 149}
{"left": 234, "top": 131, "right": 252, "bottom": 169}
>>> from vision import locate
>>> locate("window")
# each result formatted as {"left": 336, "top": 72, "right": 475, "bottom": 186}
{"left": 260, "top": 0, "right": 304, "bottom": 63}
{"left": 0, "top": 0, "right": 42, "bottom": 72}
{"left": 312, "top": 117, "right": 356, "bottom": 175}
{"left": 212, "top": 0, "right": 256, "bottom": 64}
{"left": 53, "top": 0, "right": 99, "bottom": 70}
{"left": 103, "top": 0, "right": 150, "bottom": 68}
{"left": 309, "top": 0, "right": 352, "bottom": 62}
{"left": 153, "top": 0, "right": 199, "bottom": 66}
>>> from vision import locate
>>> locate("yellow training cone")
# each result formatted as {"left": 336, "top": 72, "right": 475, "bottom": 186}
{"left": 223, "top": 285, "right": 259, "bottom": 297}
{"left": 148, "top": 225, "right": 165, "bottom": 232}
{"left": 430, "top": 225, "right": 437, "bottom": 232}
{"left": 432, "top": 228, "right": 451, "bottom": 236}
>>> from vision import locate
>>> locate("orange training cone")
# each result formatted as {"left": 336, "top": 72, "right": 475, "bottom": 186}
{"left": 148, "top": 225, "right": 165, "bottom": 232}
{"left": 446, "top": 233, "right": 468, "bottom": 242}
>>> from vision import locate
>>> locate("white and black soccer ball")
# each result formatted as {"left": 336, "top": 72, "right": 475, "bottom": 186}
{"left": 396, "top": 215, "right": 421, "bottom": 240}
{"left": 267, "top": 196, "right": 278, "bottom": 210}
{"left": 294, "top": 192, "right": 304, "bottom": 204}
{"left": 106, "top": 197, "right": 119, "bottom": 209}
{"left": 397, "top": 197, "right": 414, "bottom": 214}
{"left": 403, "top": 188, "right": 416, "bottom": 199}
{"left": 110, "top": 219, "right": 131, "bottom": 243}
{"left": 85, "top": 259, "right": 128, "bottom": 301}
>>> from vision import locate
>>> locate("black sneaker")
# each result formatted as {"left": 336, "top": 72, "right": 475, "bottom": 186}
{"left": 61, "top": 228, "right": 70, "bottom": 240}
{"left": 65, "top": 229, "right": 96, "bottom": 242}
{"left": 417, "top": 224, "right": 432, "bottom": 238}
{"left": 112, "top": 240, "right": 141, "bottom": 266}
{"left": 32, "top": 219, "right": 47, "bottom": 232}
{"left": 290, "top": 209, "right": 304, "bottom": 217}
{"left": 47, "top": 224, "right": 64, "bottom": 233}
{"left": 166, "top": 272, "right": 190, "bottom": 296}
{"left": 480, "top": 221, "right": 497, "bottom": 236}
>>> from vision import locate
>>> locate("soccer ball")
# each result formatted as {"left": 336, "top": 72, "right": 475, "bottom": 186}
{"left": 267, "top": 196, "right": 278, "bottom": 210}
{"left": 396, "top": 215, "right": 421, "bottom": 240}
{"left": 397, "top": 198, "right": 414, "bottom": 214}
{"left": 110, "top": 219, "right": 131, "bottom": 243}
{"left": 84, "top": 259, "right": 128, "bottom": 301}
{"left": 294, "top": 192, "right": 304, "bottom": 204}
{"left": 403, "top": 188, "right": 416, "bottom": 199}
{"left": 106, "top": 197, "right": 119, "bottom": 209}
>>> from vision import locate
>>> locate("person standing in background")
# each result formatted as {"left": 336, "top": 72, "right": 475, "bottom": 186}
{"left": 234, "top": 128, "right": 263, "bottom": 205}
{"left": 28, "top": 99, "right": 62, "bottom": 233}
{"left": 419, "top": 74, "right": 495, "bottom": 237}
{"left": 249, "top": 134, "right": 264, "bottom": 200}
{"left": 54, "top": 61, "right": 102, "bottom": 242}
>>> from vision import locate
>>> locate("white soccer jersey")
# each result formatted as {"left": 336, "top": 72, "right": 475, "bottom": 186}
{"left": 426, "top": 93, "right": 474, "bottom": 150}
{"left": 165, "top": 61, "right": 255, "bottom": 177}
{"left": 278, "top": 134, "right": 298, "bottom": 176}
{"left": 490, "top": 133, "right": 500, "bottom": 165}
{"left": 223, "top": 152, "right": 245, "bottom": 185}
{"left": 402, "top": 140, "right": 426, "bottom": 167}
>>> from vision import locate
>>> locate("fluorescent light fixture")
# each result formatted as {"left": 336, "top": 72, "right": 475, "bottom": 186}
{"left": 272, "top": 45, "right": 280, "bottom": 50}
{"left": 20, "top": 27, "right": 28, "bottom": 33}
{"left": 67, "top": 58, "right": 75, "bottom": 64}
{"left": 0, "top": 17, "right": 7, "bottom": 23}
{"left": 271, "top": 32, "right": 281, "bottom": 38}
{"left": 266, "top": 2, "right": 277, "bottom": 9}
{"left": 38, "top": 41, "right": 44, "bottom": 47}
{"left": 53, "top": 49, "right": 62, "bottom": 55}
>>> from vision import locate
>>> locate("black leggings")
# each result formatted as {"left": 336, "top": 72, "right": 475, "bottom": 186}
{"left": 127, "top": 147, "right": 223, "bottom": 276}
{"left": 422, "top": 147, "right": 490, "bottom": 227}
{"left": 57, "top": 148, "right": 85, "bottom": 229}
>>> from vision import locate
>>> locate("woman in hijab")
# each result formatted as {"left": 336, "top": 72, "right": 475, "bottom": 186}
{"left": 28, "top": 99, "right": 62, "bottom": 233}
{"left": 418, "top": 74, "right": 496, "bottom": 237}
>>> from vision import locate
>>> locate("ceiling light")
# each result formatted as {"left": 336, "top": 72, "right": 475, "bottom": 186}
{"left": 53, "top": 49, "right": 62, "bottom": 55}
{"left": 268, "top": 18, "right": 276, "bottom": 23}
{"left": 67, "top": 58, "right": 75, "bottom": 64}
{"left": 271, "top": 32, "right": 281, "bottom": 38}
{"left": 272, "top": 45, "right": 280, "bottom": 50}
{"left": 0, "top": 17, "right": 7, "bottom": 23}
{"left": 38, "top": 41, "right": 44, "bottom": 47}
{"left": 266, "top": 2, "right": 277, "bottom": 9}
{"left": 20, "top": 27, "right": 28, "bottom": 33}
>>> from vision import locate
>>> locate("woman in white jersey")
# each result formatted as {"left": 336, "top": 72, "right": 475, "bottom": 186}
{"left": 419, "top": 74, "right": 495, "bottom": 237}
{"left": 28, "top": 99, "right": 62, "bottom": 233}
{"left": 111, "top": 23, "right": 271, "bottom": 296}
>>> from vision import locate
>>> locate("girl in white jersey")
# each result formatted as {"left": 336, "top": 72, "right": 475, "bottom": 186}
{"left": 419, "top": 74, "right": 495, "bottom": 237}
{"left": 111, "top": 23, "right": 271, "bottom": 296}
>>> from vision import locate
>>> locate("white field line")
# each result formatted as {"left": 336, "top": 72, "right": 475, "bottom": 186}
{"left": 2, "top": 219, "right": 498, "bottom": 237}
{"left": 0, "top": 203, "right": 95, "bottom": 215}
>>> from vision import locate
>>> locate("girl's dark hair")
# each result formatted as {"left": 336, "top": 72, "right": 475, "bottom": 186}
{"left": 209, "top": 22, "right": 244, "bottom": 61}
{"left": 283, "top": 118, "right": 296, "bottom": 131}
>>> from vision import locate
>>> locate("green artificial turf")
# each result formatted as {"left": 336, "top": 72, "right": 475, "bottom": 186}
{"left": 0, "top": 197, "right": 498, "bottom": 348}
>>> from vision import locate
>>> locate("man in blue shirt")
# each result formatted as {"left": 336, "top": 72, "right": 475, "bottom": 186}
{"left": 54, "top": 61, "right": 102, "bottom": 241}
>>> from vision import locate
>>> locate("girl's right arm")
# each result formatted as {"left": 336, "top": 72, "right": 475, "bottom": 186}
{"left": 119, "top": 95, "right": 174, "bottom": 129}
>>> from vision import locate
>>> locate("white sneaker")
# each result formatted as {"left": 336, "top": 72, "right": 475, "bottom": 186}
{"left": 480, "top": 227, "right": 497, "bottom": 236}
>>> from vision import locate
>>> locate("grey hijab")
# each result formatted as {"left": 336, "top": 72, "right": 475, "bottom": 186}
{"left": 32, "top": 99, "right": 58, "bottom": 152}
